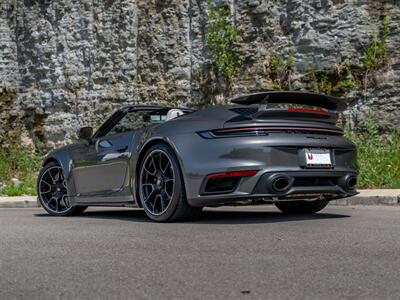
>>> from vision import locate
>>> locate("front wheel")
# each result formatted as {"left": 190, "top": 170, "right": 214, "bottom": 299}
{"left": 275, "top": 199, "right": 329, "bottom": 215}
{"left": 37, "top": 161, "right": 87, "bottom": 216}
{"left": 139, "top": 144, "right": 202, "bottom": 222}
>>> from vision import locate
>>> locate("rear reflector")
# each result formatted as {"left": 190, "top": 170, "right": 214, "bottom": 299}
{"left": 207, "top": 170, "right": 258, "bottom": 179}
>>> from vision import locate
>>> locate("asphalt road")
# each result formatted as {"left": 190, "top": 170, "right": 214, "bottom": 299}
{"left": 1, "top": 206, "right": 400, "bottom": 300}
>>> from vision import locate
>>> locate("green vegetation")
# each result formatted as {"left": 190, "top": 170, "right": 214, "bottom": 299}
{"left": 269, "top": 51, "right": 295, "bottom": 90}
{"left": 363, "top": 16, "right": 390, "bottom": 73}
{"left": 306, "top": 64, "right": 363, "bottom": 96}
{"left": 307, "top": 67, "right": 334, "bottom": 95}
{"left": 338, "top": 78, "right": 359, "bottom": 90}
{"left": 0, "top": 87, "right": 42, "bottom": 196}
{"left": 345, "top": 114, "right": 400, "bottom": 189}
{"left": 205, "top": 1, "right": 242, "bottom": 79}
{"left": 0, "top": 132, "right": 41, "bottom": 196}
{"left": 305, "top": 17, "right": 390, "bottom": 96}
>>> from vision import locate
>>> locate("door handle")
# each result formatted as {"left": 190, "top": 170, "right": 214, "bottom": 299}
{"left": 98, "top": 139, "right": 112, "bottom": 148}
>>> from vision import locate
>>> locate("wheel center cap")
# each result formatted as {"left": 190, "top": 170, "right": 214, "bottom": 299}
{"left": 52, "top": 183, "right": 65, "bottom": 194}
{"left": 156, "top": 173, "right": 164, "bottom": 189}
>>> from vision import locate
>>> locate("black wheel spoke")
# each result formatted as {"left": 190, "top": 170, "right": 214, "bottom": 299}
{"left": 156, "top": 194, "right": 164, "bottom": 212}
{"left": 165, "top": 188, "right": 172, "bottom": 199}
{"left": 139, "top": 150, "right": 175, "bottom": 216}
{"left": 151, "top": 157, "right": 157, "bottom": 172}
{"left": 144, "top": 165, "right": 156, "bottom": 176}
{"left": 165, "top": 178, "right": 173, "bottom": 184}
{"left": 60, "top": 173, "right": 67, "bottom": 188}
{"left": 158, "top": 153, "right": 163, "bottom": 170}
{"left": 47, "top": 196, "right": 57, "bottom": 205}
{"left": 55, "top": 196, "right": 59, "bottom": 212}
{"left": 40, "top": 180, "right": 52, "bottom": 194}
{"left": 162, "top": 160, "right": 170, "bottom": 174}
{"left": 142, "top": 184, "right": 156, "bottom": 202}
{"left": 49, "top": 169, "right": 60, "bottom": 183}
{"left": 60, "top": 195, "right": 71, "bottom": 208}
{"left": 160, "top": 189, "right": 169, "bottom": 204}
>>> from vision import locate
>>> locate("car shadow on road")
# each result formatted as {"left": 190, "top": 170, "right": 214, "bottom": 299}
{"left": 36, "top": 207, "right": 350, "bottom": 224}
{"left": 192, "top": 209, "right": 350, "bottom": 224}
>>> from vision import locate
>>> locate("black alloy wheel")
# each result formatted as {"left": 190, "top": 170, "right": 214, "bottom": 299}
{"left": 139, "top": 144, "right": 202, "bottom": 222}
{"left": 37, "top": 161, "right": 86, "bottom": 216}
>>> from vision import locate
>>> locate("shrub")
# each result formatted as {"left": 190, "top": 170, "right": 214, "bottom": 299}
{"left": 269, "top": 51, "right": 295, "bottom": 90}
{"left": 345, "top": 114, "right": 400, "bottom": 189}
{"left": 0, "top": 133, "right": 41, "bottom": 196}
{"left": 363, "top": 16, "right": 390, "bottom": 73}
{"left": 205, "top": 1, "right": 242, "bottom": 79}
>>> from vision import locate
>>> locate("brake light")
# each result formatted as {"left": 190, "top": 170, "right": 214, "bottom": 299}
{"left": 207, "top": 170, "right": 258, "bottom": 179}
{"left": 287, "top": 107, "right": 329, "bottom": 115}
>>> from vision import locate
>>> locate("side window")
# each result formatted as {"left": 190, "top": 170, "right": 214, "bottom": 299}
{"left": 106, "top": 110, "right": 166, "bottom": 136}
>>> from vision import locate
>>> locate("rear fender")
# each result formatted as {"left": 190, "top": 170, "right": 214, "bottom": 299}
{"left": 133, "top": 136, "right": 189, "bottom": 205}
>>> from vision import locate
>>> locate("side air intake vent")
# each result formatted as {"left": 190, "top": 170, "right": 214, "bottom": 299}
{"left": 227, "top": 107, "right": 258, "bottom": 123}
{"left": 230, "top": 107, "right": 258, "bottom": 116}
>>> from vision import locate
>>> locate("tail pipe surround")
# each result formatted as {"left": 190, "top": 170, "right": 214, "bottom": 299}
{"left": 343, "top": 175, "right": 357, "bottom": 191}
{"left": 267, "top": 174, "right": 293, "bottom": 193}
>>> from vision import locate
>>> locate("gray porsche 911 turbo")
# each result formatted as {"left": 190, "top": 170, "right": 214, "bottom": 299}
{"left": 37, "top": 91, "right": 358, "bottom": 222}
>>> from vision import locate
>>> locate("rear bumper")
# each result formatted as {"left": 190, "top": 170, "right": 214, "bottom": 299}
{"left": 187, "top": 170, "right": 357, "bottom": 207}
{"left": 169, "top": 132, "right": 357, "bottom": 207}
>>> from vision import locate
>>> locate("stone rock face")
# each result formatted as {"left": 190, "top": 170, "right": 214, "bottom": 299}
{"left": 0, "top": 0, "right": 399, "bottom": 149}
{"left": 0, "top": 2, "right": 19, "bottom": 143}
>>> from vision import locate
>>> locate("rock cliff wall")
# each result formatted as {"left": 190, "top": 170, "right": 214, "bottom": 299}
{"left": 0, "top": 0, "right": 399, "bottom": 149}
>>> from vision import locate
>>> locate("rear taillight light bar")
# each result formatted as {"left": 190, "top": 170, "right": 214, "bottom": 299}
{"left": 207, "top": 170, "right": 258, "bottom": 179}
{"left": 198, "top": 126, "right": 343, "bottom": 138}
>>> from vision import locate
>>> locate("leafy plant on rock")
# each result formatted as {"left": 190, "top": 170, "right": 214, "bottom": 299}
{"left": 269, "top": 50, "right": 295, "bottom": 90}
{"left": 205, "top": 1, "right": 242, "bottom": 80}
{"left": 363, "top": 16, "right": 390, "bottom": 73}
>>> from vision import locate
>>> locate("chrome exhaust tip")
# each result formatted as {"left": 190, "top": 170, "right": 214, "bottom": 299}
{"left": 270, "top": 176, "right": 292, "bottom": 193}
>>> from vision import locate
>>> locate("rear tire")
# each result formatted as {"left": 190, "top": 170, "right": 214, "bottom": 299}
{"left": 275, "top": 199, "right": 329, "bottom": 215}
{"left": 37, "top": 161, "right": 87, "bottom": 216}
{"left": 138, "top": 144, "right": 202, "bottom": 222}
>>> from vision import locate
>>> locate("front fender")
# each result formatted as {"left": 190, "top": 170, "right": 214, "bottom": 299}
{"left": 41, "top": 149, "right": 77, "bottom": 198}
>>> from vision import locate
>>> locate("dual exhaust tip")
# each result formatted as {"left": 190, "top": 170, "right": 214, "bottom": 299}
{"left": 344, "top": 175, "right": 357, "bottom": 191}
{"left": 267, "top": 174, "right": 357, "bottom": 194}
{"left": 268, "top": 175, "right": 292, "bottom": 193}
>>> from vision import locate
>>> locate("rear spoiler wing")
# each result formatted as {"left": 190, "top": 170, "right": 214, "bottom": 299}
{"left": 230, "top": 91, "right": 347, "bottom": 112}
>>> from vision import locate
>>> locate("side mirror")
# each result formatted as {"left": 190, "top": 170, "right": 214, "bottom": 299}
{"left": 78, "top": 126, "right": 93, "bottom": 140}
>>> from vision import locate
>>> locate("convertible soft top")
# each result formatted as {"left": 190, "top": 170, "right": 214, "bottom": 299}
{"left": 230, "top": 91, "right": 347, "bottom": 111}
